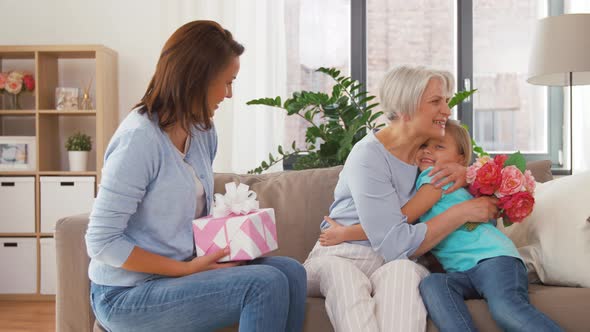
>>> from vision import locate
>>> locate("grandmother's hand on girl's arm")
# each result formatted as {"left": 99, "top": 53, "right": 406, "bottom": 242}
{"left": 428, "top": 162, "right": 467, "bottom": 194}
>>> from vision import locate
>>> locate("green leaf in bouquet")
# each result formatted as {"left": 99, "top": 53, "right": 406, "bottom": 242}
{"left": 464, "top": 222, "right": 479, "bottom": 231}
{"left": 504, "top": 151, "right": 526, "bottom": 173}
{"left": 503, "top": 218, "right": 514, "bottom": 228}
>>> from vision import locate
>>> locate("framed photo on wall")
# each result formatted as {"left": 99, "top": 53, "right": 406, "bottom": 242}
{"left": 0, "top": 136, "right": 36, "bottom": 171}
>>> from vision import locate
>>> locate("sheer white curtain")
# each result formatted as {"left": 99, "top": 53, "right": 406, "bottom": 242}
{"left": 160, "top": 0, "right": 287, "bottom": 174}
{"left": 567, "top": 1, "right": 590, "bottom": 174}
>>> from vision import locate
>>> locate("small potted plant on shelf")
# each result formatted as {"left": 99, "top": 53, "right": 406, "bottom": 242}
{"left": 65, "top": 131, "right": 92, "bottom": 171}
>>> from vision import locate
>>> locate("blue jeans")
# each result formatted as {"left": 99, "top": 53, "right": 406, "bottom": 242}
{"left": 419, "top": 256, "right": 563, "bottom": 332}
{"left": 90, "top": 256, "right": 306, "bottom": 332}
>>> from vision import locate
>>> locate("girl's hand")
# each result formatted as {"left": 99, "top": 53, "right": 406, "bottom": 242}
{"left": 456, "top": 196, "right": 499, "bottom": 223}
{"left": 429, "top": 162, "right": 467, "bottom": 194}
{"left": 184, "top": 248, "right": 241, "bottom": 275}
{"left": 319, "top": 216, "right": 347, "bottom": 247}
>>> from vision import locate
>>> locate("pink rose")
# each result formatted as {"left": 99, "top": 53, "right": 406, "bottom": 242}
{"left": 499, "top": 191, "right": 535, "bottom": 223}
{"left": 23, "top": 75, "right": 35, "bottom": 91}
{"left": 0, "top": 72, "right": 6, "bottom": 90}
{"left": 496, "top": 165, "right": 525, "bottom": 197}
{"left": 470, "top": 161, "right": 502, "bottom": 196}
{"left": 523, "top": 169, "right": 536, "bottom": 194}
{"left": 494, "top": 154, "right": 508, "bottom": 167}
{"left": 466, "top": 164, "right": 478, "bottom": 184}
{"left": 473, "top": 156, "right": 492, "bottom": 168}
{"left": 7, "top": 71, "right": 24, "bottom": 82}
{"left": 5, "top": 77, "right": 22, "bottom": 94}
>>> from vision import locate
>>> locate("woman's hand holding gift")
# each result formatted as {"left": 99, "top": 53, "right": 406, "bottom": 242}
{"left": 185, "top": 247, "right": 241, "bottom": 275}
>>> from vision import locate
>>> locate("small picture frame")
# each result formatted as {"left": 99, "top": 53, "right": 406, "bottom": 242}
{"left": 55, "top": 87, "right": 79, "bottom": 111}
{"left": 0, "top": 136, "right": 36, "bottom": 171}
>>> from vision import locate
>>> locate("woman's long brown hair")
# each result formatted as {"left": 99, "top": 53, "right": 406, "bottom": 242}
{"left": 136, "top": 20, "right": 244, "bottom": 132}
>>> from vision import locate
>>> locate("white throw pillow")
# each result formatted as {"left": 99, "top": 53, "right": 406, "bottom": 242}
{"left": 498, "top": 172, "right": 590, "bottom": 287}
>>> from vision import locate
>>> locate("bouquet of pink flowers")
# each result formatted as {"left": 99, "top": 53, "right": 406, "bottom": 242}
{"left": 0, "top": 71, "right": 36, "bottom": 109}
{"left": 465, "top": 152, "right": 536, "bottom": 230}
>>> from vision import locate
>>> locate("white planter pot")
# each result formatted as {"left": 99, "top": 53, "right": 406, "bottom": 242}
{"left": 68, "top": 151, "right": 89, "bottom": 171}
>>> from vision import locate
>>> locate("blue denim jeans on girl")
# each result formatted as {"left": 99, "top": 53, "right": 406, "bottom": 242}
{"left": 90, "top": 256, "right": 306, "bottom": 332}
{"left": 419, "top": 256, "right": 563, "bottom": 332}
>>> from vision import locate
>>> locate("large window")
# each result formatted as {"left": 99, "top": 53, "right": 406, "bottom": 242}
{"left": 471, "top": 1, "right": 550, "bottom": 155}
{"left": 288, "top": 0, "right": 573, "bottom": 173}
{"left": 362, "top": 0, "right": 567, "bottom": 172}
{"left": 284, "top": 0, "right": 351, "bottom": 149}
{"left": 366, "top": 0, "right": 456, "bottom": 119}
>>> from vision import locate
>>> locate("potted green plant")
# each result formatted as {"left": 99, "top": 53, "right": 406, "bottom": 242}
{"left": 65, "top": 131, "right": 92, "bottom": 171}
{"left": 248, "top": 67, "right": 477, "bottom": 174}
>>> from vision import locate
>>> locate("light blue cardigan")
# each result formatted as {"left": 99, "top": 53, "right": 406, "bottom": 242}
{"left": 86, "top": 109, "right": 217, "bottom": 287}
{"left": 321, "top": 130, "right": 427, "bottom": 262}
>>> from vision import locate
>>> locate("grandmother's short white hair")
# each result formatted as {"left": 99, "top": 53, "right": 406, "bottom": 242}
{"left": 379, "top": 65, "right": 455, "bottom": 121}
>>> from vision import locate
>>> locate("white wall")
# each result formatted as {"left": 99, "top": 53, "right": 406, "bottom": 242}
{"left": 0, "top": 0, "right": 163, "bottom": 121}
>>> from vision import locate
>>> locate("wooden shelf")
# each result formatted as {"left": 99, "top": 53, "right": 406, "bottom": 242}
{"left": 0, "top": 294, "right": 54, "bottom": 301}
{"left": 0, "top": 45, "right": 118, "bottom": 299}
{"left": 0, "top": 110, "right": 36, "bottom": 115}
{"left": 38, "top": 171, "right": 97, "bottom": 176}
{"left": 39, "top": 110, "right": 96, "bottom": 115}
{"left": 0, "top": 171, "right": 37, "bottom": 176}
{"left": 0, "top": 233, "right": 37, "bottom": 237}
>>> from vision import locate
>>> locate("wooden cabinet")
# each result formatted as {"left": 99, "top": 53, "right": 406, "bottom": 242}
{"left": 0, "top": 45, "right": 118, "bottom": 299}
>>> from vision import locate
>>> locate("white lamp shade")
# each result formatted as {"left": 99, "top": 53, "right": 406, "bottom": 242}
{"left": 527, "top": 14, "right": 590, "bottom": 86}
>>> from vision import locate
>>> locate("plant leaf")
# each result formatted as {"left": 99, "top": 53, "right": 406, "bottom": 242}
{"left": 448, "top": 89, "right": 477, "bottom": 109}
{"left": 504, "top": 151, "right": 526, "bottom": 173}
{"left": 246, "top": 97, "right": 282, "bottom": 107}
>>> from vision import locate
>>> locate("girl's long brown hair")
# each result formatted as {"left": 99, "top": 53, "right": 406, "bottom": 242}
{"left": 136, "top": 20, "right": 244, "bottom": 132}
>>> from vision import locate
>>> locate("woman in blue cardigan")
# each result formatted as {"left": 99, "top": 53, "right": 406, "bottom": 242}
{"left": 85, "top": 20, "right": 306, "bottom": 332}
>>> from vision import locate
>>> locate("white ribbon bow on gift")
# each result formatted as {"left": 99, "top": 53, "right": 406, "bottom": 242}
{"left": 212, "top": 182, "right": 259, "bottom": 218}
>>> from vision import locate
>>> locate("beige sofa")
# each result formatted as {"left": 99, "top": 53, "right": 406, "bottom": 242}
{"left": 55, "top": 161, "right": 590, "bottom": 332}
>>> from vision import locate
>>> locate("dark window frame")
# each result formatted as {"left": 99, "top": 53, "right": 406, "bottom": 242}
{"left": 351, "top": 0, "right": 568, "bottom": 174}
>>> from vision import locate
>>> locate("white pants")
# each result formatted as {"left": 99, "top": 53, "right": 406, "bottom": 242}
{"left": 304, "top": 241, "right": 430, "bottom": 332}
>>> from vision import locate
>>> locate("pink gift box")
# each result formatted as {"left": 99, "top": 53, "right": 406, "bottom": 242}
{"left": 192, "top": 208, "right": 278, "bottom": 262}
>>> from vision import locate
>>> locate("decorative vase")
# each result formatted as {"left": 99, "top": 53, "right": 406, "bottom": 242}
{"left": 10, "top": 93, "right": 21, "bottom": 110}
{"left": 68, "top": 151, "right": 89, "bottom": 171}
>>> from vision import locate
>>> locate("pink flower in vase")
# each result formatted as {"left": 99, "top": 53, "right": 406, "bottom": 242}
{"left": 5, "top": 77, "right": 22, "bottom": 94}
{"left": 23, "top": 74, "right": 35, "bottom": 91}
{"left": 0, "top": 72, "right": 7, "bottom": 90}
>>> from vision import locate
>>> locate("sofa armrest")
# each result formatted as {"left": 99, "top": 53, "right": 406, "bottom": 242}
{"left": 55, "top": 213, "right": 95, "bottom": 332}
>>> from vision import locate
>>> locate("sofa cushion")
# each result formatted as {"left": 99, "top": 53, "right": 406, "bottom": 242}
{"left": 214, "top": 166, "right": 342, "bottom": 263}
{"left": 426, "top": 284, "right": 590, "bottom": 332}
{"left": 499, "top": 171, "right": 590, "bottom": 287}
{"left": 525, "top": 159, "right": 553, "bottom": 183}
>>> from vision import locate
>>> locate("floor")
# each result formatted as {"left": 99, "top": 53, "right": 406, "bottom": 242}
{"left": 0, "top": 301, "right": 55, "bottom": 332}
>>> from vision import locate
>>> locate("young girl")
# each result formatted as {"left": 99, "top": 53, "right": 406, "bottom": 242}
{"left": 320, "top": 120, "right": 562, "bottom": 332}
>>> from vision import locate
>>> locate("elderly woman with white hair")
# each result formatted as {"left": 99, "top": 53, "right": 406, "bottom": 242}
{"left": 303, "top": 65, "right": 499, "bottom": 332}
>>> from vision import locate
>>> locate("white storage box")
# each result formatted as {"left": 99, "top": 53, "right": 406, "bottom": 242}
{"left": 40, "top": 238, "right": 56, "bottom": 294}
{"left": 0, "top": 238, "right": 37, "bottom": 294}
{"left": 0, "top": 177, "right": 35, "bottom": 233}
{"left": 41, "top": 176, "right": 95, "bottom": 233}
